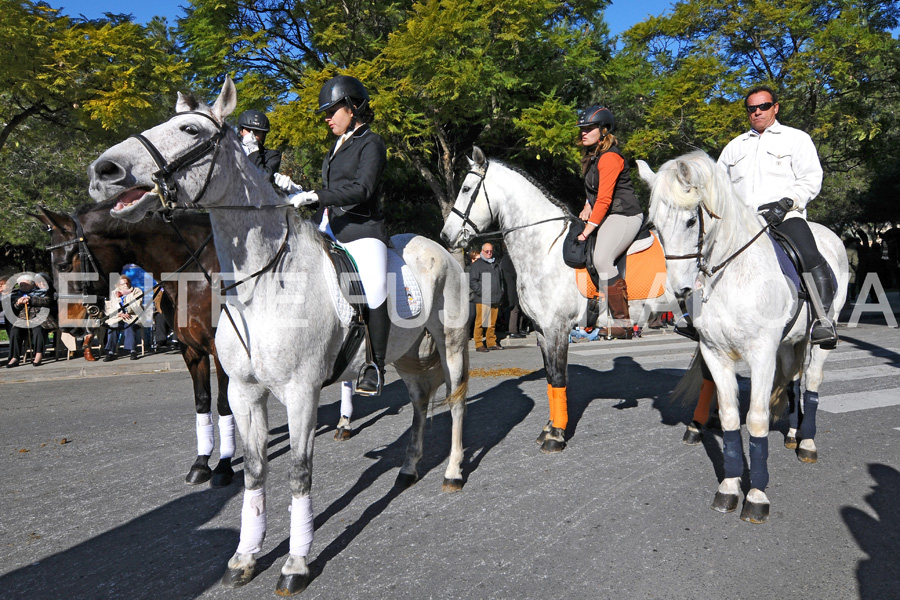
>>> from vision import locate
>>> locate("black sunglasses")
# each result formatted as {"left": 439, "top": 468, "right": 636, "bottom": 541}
{"left": 746, "top": 102, "right": 775, "bottom": 113}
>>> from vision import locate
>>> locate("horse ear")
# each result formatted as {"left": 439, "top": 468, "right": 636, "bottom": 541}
{"left": 676, "top": 159, "right": 694, "bottom": 192}
{"left": 472, "top": 146, "right": 486, "bottom": 168}
{"left": 32, "top": 205, "right": 65, "bottom": 231}
{"left": 176, "top": 91, "right": 198, "bottom": 113}
{"left": 211, "top": 76, "right": 238, "bottom": 123}
{"left": 636, "top": 160, "right": 657, "bottom": 187}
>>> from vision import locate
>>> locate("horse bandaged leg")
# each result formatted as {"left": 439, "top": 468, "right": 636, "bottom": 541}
{"left": 340, "top": 381, "right": 354, "bottom": 419}
{"left": 289, "top": 495, "right": 315, "bottom": 557}
{"left": 549, "top": 385, "right": 568, "bottom": 431}
{"left": 800, "top": 391, "right": 819, "bottom": 440}
{"left": 722, "top": 429, "right": 743, "bottom": 480}
{"left": 748, "top": 436, "right": 769, "bottom": 491}
{"left": 218, "top": 414, "right": 235, "bottom": 459}
{"left": 197, "top": 412, "right": 214, "bottom": 456}
{"left": 236, "top": 487, "right": 267, "bottom": 555}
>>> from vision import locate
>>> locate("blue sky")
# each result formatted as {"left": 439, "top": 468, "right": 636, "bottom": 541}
{"left": 54, "top": 0, "right": 677, "bottom": 37}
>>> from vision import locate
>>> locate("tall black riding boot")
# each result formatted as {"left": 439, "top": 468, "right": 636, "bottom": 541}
{"left": 357, "top": 300, "right": 390, "bottom": 396}
{"left": 808, "top": 262, "right": 838, "bottom": 350}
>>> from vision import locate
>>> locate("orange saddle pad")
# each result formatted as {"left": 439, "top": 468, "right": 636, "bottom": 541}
{"left": 576, "top": 231, "right": 668, "bottom": 301}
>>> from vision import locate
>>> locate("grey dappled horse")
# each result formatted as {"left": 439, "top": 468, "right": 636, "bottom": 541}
{"left": 638, "top": 151, "right": 848, "bottom": 523}
{"left": 441, "top": 147, "right": 677, "bottom": 453}
{"left": 88, "top": 77, "right": 469, "bottom": 595}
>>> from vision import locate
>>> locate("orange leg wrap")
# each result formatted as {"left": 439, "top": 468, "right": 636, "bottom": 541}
{"left": 693, "top": 379, "right": 716, "bottom": 425}
{"left": 550, "top": 386, "right": 568, "bottom": 431}
{"left": 546, "top": 383, "right": 555, "bottom": 425}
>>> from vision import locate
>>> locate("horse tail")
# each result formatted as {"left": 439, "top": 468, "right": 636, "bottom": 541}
{"left": 671, "top": 347, "right": 704, "bottom": 407}
{"left": 769, "top": 343, "right": 806, "bottom": 422}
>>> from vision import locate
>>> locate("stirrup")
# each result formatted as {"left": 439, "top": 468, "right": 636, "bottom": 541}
{"left": 355, "top": 362, "right": 383, "bottom": 396}
{"left": 809, "top": 318, "right": 837, "bottom": 349}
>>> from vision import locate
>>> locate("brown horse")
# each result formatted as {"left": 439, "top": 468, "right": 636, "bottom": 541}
{"left": 35, "top": 200, "right": 235, "bottom": 487}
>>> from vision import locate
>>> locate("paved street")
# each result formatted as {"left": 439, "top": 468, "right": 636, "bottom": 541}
{"left": 1, "top": 315, "right": 898, "bottom": 599}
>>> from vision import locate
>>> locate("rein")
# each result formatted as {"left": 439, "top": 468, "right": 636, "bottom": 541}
{"left": 664, "top": 203, "right": 770, "bottom": 278}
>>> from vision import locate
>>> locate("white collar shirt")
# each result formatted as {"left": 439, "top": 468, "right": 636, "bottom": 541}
{"left": 716, "top": 120, "right": 823, "bottom": 218}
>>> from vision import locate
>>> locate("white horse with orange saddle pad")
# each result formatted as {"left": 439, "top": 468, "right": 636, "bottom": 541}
{"left": 440, "top": 147, "right": 677, "bottom": 453}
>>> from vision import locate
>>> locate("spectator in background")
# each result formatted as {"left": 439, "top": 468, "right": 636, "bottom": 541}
{"left": 844, "top": 237, "right": 859, "bottom": 303}
{"left": 499, "top": 251, "right": 525, "bottom": 338}
{"left": 469, "top": 242, "right": 504, "bottom": 352}
{"left": 6, "top": 274, "right": 53, "bottom": 367}
{"left": 237, "top": 110, "right": 282, "bottom": 183}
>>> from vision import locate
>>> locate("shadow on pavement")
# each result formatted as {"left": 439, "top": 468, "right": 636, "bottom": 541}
{"left": 0, "top": 482, "right": 242, "bottom": 599}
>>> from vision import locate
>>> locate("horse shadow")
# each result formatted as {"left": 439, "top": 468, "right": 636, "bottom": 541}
{"left": 564, "top": 356, "right": 691, "bottom": 433}
{"left": 839, "top": 334, "right": 900, "bottom": 370}
{"left": 0, "top": 480, "right": 242, "bottom": 600}
{"left": 253, "top": 370, "right": 541, "bottom": 584}
{"left": 841, "top": 463, "right": 900, "bottom": 598}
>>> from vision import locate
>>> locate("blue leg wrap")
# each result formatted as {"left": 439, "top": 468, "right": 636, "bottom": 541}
{"left": 787, "top": 380, "right": 801, "bottom": 430}
{"left": 748, "top": 435, "right": 770, "bottom": 491}
{"left": 800, "top": 390, "right": 819, "bottom": 440}
{"left": 722, "top": 429, "right": 743, "bottom": 479}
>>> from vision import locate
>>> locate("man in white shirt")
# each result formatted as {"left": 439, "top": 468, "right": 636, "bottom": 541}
{"left": 717, "top": 85, "right": 836, "bottom": 348}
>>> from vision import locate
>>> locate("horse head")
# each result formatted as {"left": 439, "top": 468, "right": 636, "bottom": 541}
{"left": 88, "top": 77, "right": 241, "bottom": 223}
{"left": 440, "top": 146, "right": 494, "bottom": 249}
{"left": 639, "top": 153, "right": 711, "bottom": 303}
{"left": 32, "top": 206, "right": 110, "bottom": 332}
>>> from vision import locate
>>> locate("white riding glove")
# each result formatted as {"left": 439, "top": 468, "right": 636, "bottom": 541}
{"left": 289, "top": 191, "right": 319, "bottom": 208}
{"left": 274, "top": 172, "right": 303, "bottom": 194}
{"left": 241, "top": 131, "right": 259, "bottom": 156}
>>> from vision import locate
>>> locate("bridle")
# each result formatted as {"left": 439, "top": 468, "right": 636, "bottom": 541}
{"left": 45, "top": 213, "right": 110, "bottom": 319}
{"left": 663, "top": 201, "right": 771, "bottom": 278}
{"left": 450, "top": 161, "right": 568, "bottom": 244}
{"left": 130, "top": 111, "right": 229, "bottom": 211}
{"left": 450, "top": 163, "right": 495, "bottom": 239}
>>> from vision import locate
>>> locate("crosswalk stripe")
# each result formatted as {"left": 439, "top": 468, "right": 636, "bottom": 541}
{"left": 818, "top": 388, "right": 900, "bottom": 413}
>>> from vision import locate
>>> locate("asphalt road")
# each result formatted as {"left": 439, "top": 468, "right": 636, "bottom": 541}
{"left": 1, "top": 321, "right": 898, "bottom": 600}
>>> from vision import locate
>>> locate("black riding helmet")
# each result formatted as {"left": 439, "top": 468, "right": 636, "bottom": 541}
{"left": 238, "top": 109, "right": 270, "bottom": 132}
{"left": 316, "top": 75, "right": 370, "bottom": 114}
{"left": 576, "top": 105, "right": 615, "bottom": 134}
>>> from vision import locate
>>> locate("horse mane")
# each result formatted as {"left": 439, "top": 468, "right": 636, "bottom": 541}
{"left": 649, "top": 150, "right": 760, "bottom": 251}
{"left": 490, "top": 159, "right": 576, "bottom": 219}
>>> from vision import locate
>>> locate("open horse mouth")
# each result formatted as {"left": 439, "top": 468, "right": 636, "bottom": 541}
{"left": 109, "top": 186, "right": 160, "bottom": 222}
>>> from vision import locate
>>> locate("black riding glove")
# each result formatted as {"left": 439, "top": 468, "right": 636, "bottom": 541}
{"left": 758, "top": 197, "right": 794, "bottom": 227}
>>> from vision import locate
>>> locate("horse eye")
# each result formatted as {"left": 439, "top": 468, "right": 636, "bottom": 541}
{"left": 686, "top": 217, "right": 697, "bottom": 228}
{"left": 462, "top": 186, "right": 470, "bottom": 194}
{"left": 181, "top": 124, "right": 200, "bottom": 135}
{"left": 57, "top": 262, "right": 71, "bottom": 273}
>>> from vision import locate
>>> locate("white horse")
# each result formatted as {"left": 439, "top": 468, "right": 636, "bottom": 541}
{"left": 440, "top": 147, "right": 676, "bottom": 453}
{"left": 88, "top": 77, "right": 469, "bottom": 595}
{"left": 637, "top": 151, "right": 848, "bottom": 523}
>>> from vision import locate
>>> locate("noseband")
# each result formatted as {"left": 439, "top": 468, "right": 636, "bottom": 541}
{"left": 130, "top": 111, "right": 228, "bottom": 210}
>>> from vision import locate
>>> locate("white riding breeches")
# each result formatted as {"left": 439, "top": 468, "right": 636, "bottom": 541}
{"left": 317, "top": 211, "right": 388, "bottom": 308}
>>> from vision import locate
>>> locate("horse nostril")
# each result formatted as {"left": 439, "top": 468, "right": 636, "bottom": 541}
{"left": 440, "top": 232, "right": 449, "bottom": 245}
{"left": 91, "top": 159, "right": 125, "bottom": 182}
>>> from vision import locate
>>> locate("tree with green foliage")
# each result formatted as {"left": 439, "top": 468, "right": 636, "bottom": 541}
{"left": 179, "top": 0, "right": 615, "bottom": 220}
{"left": 614, "top": 0, "right": 900, "bottom": 226}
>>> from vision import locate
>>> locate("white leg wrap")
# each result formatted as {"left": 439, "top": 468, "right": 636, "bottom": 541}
{"left": 340, "top": 381, "right": 354, "bottom": 420}
{"left": 218, "top": 414, "right": 235, "bottom": 459}
{"left": 196, "top": 412, "right": 214, "bottom": 456}
{"left": 289, "top": 495, "right": 314, "bottom": 558}
{"left": 236, "top": 487, "right": 266, "bottom": 555}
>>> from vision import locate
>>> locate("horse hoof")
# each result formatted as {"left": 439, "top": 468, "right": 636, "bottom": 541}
{"left": 333, "top": 427, "right": 352, "bottom": 441}
{"left": 536, "top": 420, "right": 552, "bottom": 445}
{"left": 185, "top": 464, "right": 212, "bottom": 485}
{"left": 540, "top": 427, "right": 566, "bottom": 453}
{"left": 442, "top": 478, "right": 464, "bottom": 493}
{"left": 395, "top": 472, "right": 418, "bottom": 489}
{"left": 275, "top": 572, "right": 310, "bottom": 596}
{"left": 784, "top": 435, "right": 798, "bottom": 449}
{"left": 740, "top": 500, "right": 770, "bottom": 523}
{"left": 797, "top": 447, "right": 818, "bottom": 463}
{"left": 682, "top": 422, "right": 702, "bottom": 445}
{"left": 211, "top": 462, "right": 234, "bottom": 488}
{"left": 221, "top": 565, "right": 254, "bottom": 588}
{"left": 711, "top": 492, "right": 739, "bottom": 513}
